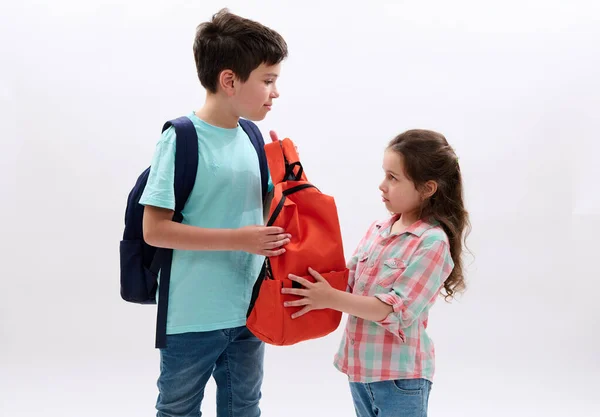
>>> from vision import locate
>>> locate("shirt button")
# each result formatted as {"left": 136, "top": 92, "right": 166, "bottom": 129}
{"left": 350, "top": 339, "right": 355, "bottom": 345}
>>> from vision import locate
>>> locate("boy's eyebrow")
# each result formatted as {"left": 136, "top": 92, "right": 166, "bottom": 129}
{"left": 264, "top": 73, "right": 279, "bottom": 77}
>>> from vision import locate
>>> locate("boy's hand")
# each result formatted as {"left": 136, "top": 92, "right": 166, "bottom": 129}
{"left": 269, "top": 130, "right": 299, "bottom": 156}
{"left": 237, "top": 225, "right": 291, "bottom": 256}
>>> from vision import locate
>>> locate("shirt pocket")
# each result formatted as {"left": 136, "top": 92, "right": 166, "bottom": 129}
{"left": 376, "top": 258, "right": 407, "bottom": 289}
{"left": 351, "top": 253, "right": 371, "bottom": 293}
{"left": 355, "top": 252, "right": 369, "bottom": 271}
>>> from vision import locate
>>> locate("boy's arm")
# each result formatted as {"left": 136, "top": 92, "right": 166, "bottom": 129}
{"left": 143, "top": 205, "right": 290, "bottom": 256}
{"left": 139, "top": 128, "right": 289, "bottom": 256}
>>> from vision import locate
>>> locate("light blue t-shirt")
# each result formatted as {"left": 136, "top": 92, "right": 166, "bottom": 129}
{"left": 139, "top": 112, "right": 272, "bottom": 334}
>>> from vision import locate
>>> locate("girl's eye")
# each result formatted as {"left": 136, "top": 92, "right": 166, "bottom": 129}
{"left": 388, "top": 174, "right": 396, "bottom": 181}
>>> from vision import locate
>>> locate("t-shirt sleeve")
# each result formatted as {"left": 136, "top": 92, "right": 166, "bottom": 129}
{"left": 139, "top": 127, "right": 177, "bottom": 210}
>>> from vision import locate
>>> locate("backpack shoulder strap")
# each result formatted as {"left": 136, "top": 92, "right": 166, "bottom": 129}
{"left": 154, "top": 116, "right": 198, "bottom": 349}
{"left": 239, "top": 118, "right": 268, "bottom": 201}
{"left": 162, "top": 116, "right": 199, "bottom": 217}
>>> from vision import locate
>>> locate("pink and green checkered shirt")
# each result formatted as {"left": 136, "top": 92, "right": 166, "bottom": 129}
{"left": 333, "top": 215, "right": 454, "bottom": 383}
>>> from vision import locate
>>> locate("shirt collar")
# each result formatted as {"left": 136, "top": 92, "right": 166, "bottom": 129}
{"left": 375, "top": 214, "right": 439, "bottom": 238}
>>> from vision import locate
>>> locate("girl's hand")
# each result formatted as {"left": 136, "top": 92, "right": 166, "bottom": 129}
{"left": 282, "top": 267, "right": 334, "bottom": 319}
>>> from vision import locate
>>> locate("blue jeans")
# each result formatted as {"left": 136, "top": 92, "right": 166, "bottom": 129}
{"left": 349, "top": 379, "right": 432, "bottom": 417}
{"left": 156, "top": 326, "right": 264, "bottom": 417}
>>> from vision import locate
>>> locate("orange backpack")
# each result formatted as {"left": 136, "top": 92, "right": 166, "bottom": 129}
{"left": 246, "top": 138, "right": 349, "bottom": 345}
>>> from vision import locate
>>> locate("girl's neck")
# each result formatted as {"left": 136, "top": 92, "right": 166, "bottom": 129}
{"left": 391, "top": 211, "right": 421, "bottom": 234}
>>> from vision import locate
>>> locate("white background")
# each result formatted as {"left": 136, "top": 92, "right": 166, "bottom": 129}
{"left": 1, "top": 0, "right": 599, "bottom": 416}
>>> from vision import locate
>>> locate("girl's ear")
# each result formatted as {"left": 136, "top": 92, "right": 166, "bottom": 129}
{"left": 421, "top": 180, "right": 438, "bottom": 199}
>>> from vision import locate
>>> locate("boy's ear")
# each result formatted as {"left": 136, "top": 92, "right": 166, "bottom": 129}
{"left": 218, "top": 69, "right": 236, "bottom": 96}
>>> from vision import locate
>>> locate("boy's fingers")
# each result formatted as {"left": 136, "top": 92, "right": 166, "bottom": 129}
{"left": 264, "top": 248, "right": 286, "bottom": 257}
{"left": 265, "top": 226, "right": 286, "bottom": 235}
{"left": 266, "top": 238, "right": 290, "bottom": 249}
{"left": 269, "top": 130, "right": 279, "bottom": 143}
{"left": 269, "top": 233, "right": 290, "bottom": 242}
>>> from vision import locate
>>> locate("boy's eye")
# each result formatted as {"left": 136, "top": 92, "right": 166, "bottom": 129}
{"left": 264, "top": 80, "right": 274, "bottom": 85}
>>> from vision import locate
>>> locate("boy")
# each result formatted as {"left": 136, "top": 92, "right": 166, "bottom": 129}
{"left": 139, "top": 9, "right": 289, "bottom": 417}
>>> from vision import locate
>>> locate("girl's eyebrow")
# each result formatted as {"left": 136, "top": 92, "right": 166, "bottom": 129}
{"left": 384, "top": 167, "right": 401, "bottom": 176}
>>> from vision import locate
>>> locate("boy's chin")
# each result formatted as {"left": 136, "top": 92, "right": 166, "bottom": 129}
{"left": 240, "top": 113, "right": 267, "bottom": 122}
{"left": 238, "top": 106, "right": 272, "bottom": 122}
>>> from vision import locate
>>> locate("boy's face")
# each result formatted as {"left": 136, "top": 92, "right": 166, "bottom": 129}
{"left": 232, "top": 63, "right": 281, "bottom": 121}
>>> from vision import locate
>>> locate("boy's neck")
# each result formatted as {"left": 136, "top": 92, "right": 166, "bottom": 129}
{"left": 195, "top": 94, "right": 239, "bottom": 129}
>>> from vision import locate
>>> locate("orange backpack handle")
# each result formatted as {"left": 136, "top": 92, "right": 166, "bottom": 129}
{"left": 264, "top": 138, "right": 308, "bottom": 185}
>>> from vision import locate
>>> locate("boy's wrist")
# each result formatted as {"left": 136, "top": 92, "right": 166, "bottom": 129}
{"left": 222, "top": 228, "right": 242, "bottom": 251}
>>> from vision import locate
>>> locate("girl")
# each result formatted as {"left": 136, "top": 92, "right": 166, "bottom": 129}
{"left": 282, "top": 129, "right": 470, "bottom": 417}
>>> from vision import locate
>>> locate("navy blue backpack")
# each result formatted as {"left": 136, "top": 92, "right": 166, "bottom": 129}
{"left": 120, "top": 116, "right": 269, "bottom": 348}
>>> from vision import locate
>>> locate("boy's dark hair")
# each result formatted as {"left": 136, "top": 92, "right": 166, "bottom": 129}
{"left": 388, "top": 130, "right": 471, "bottom": 301}
{"left": 193, "top": 9, "right": 288, "bottom": 93}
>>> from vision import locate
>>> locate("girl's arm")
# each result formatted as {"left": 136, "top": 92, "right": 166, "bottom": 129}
{"left": 283, "top": 239, "right": 453, "bottom": 329}
{"left": 282, "top": 267, "right": 392, "bottom": 321}
{"left": 328, "top": 285, "right": 393, "bottom": 321}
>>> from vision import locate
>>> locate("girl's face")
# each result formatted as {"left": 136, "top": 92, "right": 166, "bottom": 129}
{"left": 379, "top": 149, "right": 423, "bottom": 216}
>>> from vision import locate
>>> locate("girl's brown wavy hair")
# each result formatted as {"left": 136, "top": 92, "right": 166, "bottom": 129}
{"left": 388, "top": 130, "right": 471, "bottom": 300}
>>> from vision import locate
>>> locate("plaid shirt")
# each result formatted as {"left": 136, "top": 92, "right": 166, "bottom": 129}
{"left": 333, "top": 215, "right": 454, "bottom": 383}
